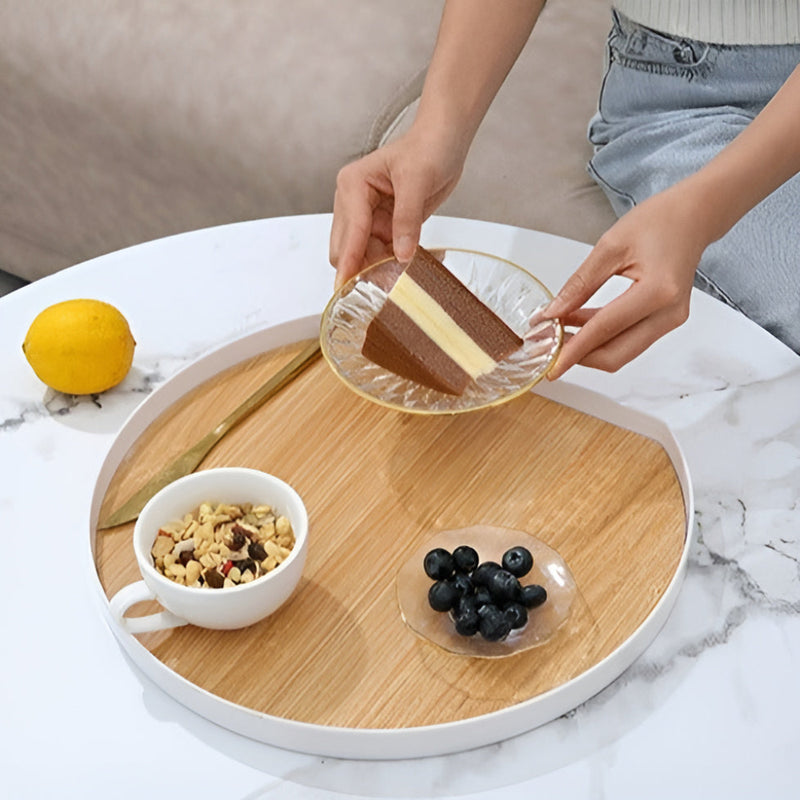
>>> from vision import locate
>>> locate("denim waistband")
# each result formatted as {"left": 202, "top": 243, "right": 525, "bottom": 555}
{"left": 610, "top": 10, "right": 718, "bottom": 77}
{"left": 609, "top": 9, "right": 800, "bottom": 83}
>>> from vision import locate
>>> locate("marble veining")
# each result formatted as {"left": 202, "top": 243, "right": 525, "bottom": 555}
{"left": 2, "top": 215, "right": 798, "bottom": 799}
{"left": 1, "top": 353, "right": 194, "bottom": 429}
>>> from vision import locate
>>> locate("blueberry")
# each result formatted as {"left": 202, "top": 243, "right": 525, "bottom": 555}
{"left": 452, "top": 545, "right": 479, "bottom": 574}
{"left": 476, "top": 601, "right": 500, "bottom": 618}
{"left": 453, "top": 605, "right": 480, "bottom": 636}
{"left": 519, "top": 583, "right": 548, "bottom": 609}
{"left": 449, "top": 572, "right": 474, "bottom": 597}
{"left": 424, "top": 548, "right": 455, "bottom": 581}
{"left": 478, "top": 606, "right": 512, "bottom": 642}
{"left": 472, "top": 561, "right": 501, "bottom": 587}
{"left": 473, "top": 586, "right": 493, "bottom": 607}
{"left": 503, "top": 602, "right": 528, "bottom": 630}
{"left": 488, "top": 569, "right": 521, "bottom": 603}
{"left": 501, "top": 546, "right": 534, "bottom": 578}
{"left": 428, "top": 580, "right": 459, "bottom": 612}
{"left": 454, "top": 594, "right": 478, "bottom": 617}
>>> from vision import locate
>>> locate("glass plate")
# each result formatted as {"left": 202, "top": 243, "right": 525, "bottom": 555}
{"left": 319, "top": 248, "right": 563, "bottom": 414}
{"left": 395, "top": 526, "right": 578, "bottom": 659}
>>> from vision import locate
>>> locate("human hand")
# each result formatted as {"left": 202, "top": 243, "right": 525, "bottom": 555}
{"left": 544, "top": 188, "right": 710, "bottom": 379}
{"left": 329, "top": 127, "right": 467, "bottom": 289}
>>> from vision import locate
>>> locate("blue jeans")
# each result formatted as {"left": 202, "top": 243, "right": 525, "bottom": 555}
{"left": 588, "top": 12, "right": 800, "bottom": 353}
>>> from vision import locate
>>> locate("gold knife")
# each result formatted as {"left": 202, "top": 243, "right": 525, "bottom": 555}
{"left": 97, "top": 337, "right": 322, "bottom": 530}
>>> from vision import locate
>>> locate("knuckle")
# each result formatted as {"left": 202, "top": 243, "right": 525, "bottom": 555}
{"left": 672, "top": 300, "right": 691, "bottom": 326}
{"left": 654, "top": 279, "right": 682, "bottom": 305}
{"left": 595, "top": 230, "right": 628, "bottom": 262}
{"left": 590, "top": 350, "right": 624, "bottom": 373}
{"left": 561, "top": 271, "right": 590, "bottom": 303}
{"left": 652, "top": 281, "right": 691, "bottom": 325}
{"left": 335, "top": 163, "right": 358, "bottom": 190}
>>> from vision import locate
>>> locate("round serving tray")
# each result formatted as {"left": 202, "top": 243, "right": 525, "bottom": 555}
{"left": 90, "top": 314, "right": 693, "bottom": 760}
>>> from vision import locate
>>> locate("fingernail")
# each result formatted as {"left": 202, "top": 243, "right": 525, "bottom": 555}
{"left": 546, "top": 357, "right": 563, "bottom": 381}
{"left": 542, "top": 298, "right": 562, "bottom": 319}
{"left": 334, "top": 272, "right": 345, "bottom": 292}
{"left": 394, "top": 236, "right": 415, "bottom": 264}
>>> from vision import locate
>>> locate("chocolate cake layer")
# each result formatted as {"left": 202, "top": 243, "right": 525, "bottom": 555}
{"left": 362, "top": 300, "right": 471, "bottom": 395}
{"left": 408, "top": 247, "right": 523, "bottom": 361}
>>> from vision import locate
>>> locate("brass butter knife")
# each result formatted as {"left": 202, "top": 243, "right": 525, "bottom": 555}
{"left": 97, "top": 337, "right": 322, "bottom": 530}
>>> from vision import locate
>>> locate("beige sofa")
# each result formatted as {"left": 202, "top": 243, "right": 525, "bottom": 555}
{"left": 0, "top": 0, "right": 616, "bottom": 284}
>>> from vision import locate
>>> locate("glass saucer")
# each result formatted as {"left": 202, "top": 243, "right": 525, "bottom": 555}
{"left": 396, "top": 526, "right": 577, "bottom": 658}
{"left": 319, "top": 248, "right": 563, "bottom": 414}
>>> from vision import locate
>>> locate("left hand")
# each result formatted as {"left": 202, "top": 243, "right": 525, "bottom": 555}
{"left": 543, "top": 187, "right": 709, "bottom": 379}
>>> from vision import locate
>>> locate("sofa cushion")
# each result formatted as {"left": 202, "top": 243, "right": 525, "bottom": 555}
{"left": 0, "top": 0, "right": 443, "bottom": 280}
{"left": 1, "top": 0, "right": 616, "bottom": 283}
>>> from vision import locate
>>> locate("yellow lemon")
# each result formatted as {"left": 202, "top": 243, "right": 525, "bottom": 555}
{"left": 22, "top": 298, "right": 136, "bottom": 394}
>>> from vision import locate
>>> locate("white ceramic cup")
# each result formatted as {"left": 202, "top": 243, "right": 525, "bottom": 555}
{"left": 108, "top": 467, "right": 308, "bottom": 633}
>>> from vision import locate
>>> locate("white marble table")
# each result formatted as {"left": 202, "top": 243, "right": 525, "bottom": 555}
{"left": 2, "top": 213, "right": 798, "bottom": 799}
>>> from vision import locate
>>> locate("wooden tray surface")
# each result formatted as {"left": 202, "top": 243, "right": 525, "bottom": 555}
{"left": 95, "top": 339, "right": 686, "bottom": 730}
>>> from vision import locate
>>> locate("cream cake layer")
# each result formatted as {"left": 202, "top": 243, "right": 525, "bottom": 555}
{"left": 389, "top": 271, "right": 497, "bottom": 380}
{"left": 407, "top": 248, "right": 523, "bottom": 362}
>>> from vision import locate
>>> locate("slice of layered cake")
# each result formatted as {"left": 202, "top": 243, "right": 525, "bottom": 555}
{"left": 361, "top": 247, "right": 523, "bottom": 395}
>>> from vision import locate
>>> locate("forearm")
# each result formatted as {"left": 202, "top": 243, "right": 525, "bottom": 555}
{"left": 413, "top": 0, "right": 546, "bottom": 155}
{"left": 676, "top": 63, "right": 800, "bottom": 247}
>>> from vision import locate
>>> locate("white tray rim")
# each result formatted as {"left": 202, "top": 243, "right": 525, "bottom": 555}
{"left": 88, "top": 314, "right": 694, "bottom": 760}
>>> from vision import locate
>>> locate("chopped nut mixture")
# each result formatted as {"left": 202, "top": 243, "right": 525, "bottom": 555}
{"left": 151, "top": 501, "right": 295, "bottom": 589}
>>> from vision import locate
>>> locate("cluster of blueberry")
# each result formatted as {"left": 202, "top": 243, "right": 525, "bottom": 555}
{"left": 423, "top": 544, "right": 547, "bottom": 642}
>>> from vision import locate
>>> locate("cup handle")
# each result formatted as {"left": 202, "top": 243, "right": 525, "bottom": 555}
{"left": 109, "top": 581, "right": 188, "bottom": 634}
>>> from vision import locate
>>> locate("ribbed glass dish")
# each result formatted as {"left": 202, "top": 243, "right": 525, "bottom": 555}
{"left": 320, "top": 248, "right": 563, "bottom": 414}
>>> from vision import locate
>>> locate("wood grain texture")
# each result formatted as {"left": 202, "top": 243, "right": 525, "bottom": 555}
{"left": 95, "top": 340, "right": 686, "bottom": 730}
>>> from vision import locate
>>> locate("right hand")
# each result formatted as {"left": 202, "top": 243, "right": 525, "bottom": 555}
{"left": 329, "top": 127, "right": 467, "bottom": 288}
